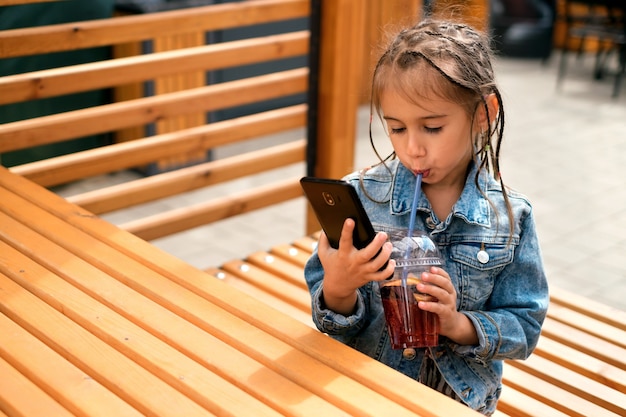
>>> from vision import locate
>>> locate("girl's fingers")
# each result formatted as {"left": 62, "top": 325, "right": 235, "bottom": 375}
{"left": 421, "top": 270, "right": 453, "bottom": 291}
{"left": 363, "top": 231, "right": 388, "bottom": 258}
{"left": 418, "top": 270, "right": 456, "bottom": 306}
{"left": 318, "top": 231, "right": 330, "bottom": 251}
{"left": 338, "top": 218, "right": 356, "bottom": 250}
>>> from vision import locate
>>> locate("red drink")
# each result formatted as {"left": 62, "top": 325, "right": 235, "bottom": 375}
{"left": 379, "top": 277, "right": 439, "bottom": 349}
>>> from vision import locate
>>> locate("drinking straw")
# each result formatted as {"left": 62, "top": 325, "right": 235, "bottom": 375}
{"left": 402, "top": 173, "right": 423, "bottom": 283}
{"left": 407, "top": 172, "right": 422, "bottom": 240}
{"left": 400, "top": 173, "right": 422, "bottom": 342}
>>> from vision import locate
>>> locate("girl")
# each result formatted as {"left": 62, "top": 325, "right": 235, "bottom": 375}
{"left": 303, "top": 19, "right": 549, "bottom": 415}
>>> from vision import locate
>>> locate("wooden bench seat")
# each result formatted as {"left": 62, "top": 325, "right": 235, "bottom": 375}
{"left": 205, "top": 236, "right": 626, "bottom": 417}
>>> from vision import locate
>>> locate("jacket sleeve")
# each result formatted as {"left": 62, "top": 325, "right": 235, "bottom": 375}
{"left": 303, "top": 249, "right": 369, "bottom": 341}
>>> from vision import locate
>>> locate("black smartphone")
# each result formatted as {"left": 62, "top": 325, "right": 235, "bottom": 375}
{"left": 300, "top": 176, "right": 376, "bottom": 249}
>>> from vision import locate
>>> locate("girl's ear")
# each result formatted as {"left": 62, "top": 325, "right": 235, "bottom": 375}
{"left": 475, "top": 93, "right": 499, "bottom": 131}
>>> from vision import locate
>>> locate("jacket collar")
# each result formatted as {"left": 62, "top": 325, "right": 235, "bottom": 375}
{"left": 389, "top": 160, "right": 492, "bottom": 227}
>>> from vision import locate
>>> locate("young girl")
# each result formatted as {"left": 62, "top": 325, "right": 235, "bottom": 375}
{"left": 304, "top": 19, "right": 549, "bottom": 415}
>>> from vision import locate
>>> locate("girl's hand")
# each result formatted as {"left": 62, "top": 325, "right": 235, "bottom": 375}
{"left": 318, "top": 218, "right": 395, "bottom": 315}
{"left": 417, "top": 267, "right": 479, "bottom": 346}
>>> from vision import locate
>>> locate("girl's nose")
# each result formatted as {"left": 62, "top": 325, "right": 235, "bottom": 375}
{"left": 406, "top": 133, "right": 426, "bottom": 157}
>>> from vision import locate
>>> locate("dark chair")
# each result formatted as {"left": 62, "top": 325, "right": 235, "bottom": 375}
{"left": 489, "top": 0, "right": 557, "bottom": 60}
{"left": 556, "top": 0, "right": 625, "bottom": 97}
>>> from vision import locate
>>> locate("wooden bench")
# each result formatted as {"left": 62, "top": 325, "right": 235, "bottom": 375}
{"left": 2, "top": 1, "right": 625, "bottom": 416}
{"left": 207, "top": 235, "right": 626, "bottom": 417}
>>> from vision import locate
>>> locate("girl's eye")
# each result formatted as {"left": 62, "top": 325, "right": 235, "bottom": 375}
{"left": 390, "top": 127, "right": 405, "bottom": 134}
{"left": 424, "top": 126, "right": 442, "bottom": 134}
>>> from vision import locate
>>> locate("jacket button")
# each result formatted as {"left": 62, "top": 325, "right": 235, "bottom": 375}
{"left": 402, "top": 348, "right": 417, "bottom": 360}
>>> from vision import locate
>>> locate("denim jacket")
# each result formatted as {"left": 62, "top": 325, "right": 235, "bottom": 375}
{"left": 304, "top": 159, "right": 549, "bottom": 415}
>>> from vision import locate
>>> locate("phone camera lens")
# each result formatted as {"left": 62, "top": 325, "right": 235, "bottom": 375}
{"left": 322, "top": 192, "right": 335, "bottom": 206}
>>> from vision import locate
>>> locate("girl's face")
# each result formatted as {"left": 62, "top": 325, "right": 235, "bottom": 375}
{"left": 380, "top": 87, "right": 475, "bottom": 190}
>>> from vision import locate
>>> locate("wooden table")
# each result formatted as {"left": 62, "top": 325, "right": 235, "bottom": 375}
{"left": 0, "top": 166, "right": 480, "bottom": 417}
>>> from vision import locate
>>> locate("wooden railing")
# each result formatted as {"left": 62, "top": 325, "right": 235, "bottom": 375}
{"left": 0, "top": 0, "right": 365, "bottom": 240}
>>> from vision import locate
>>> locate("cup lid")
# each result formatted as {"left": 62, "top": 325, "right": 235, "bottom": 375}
{"left": 389, "top": 235, "right": 442, "bottom": 266}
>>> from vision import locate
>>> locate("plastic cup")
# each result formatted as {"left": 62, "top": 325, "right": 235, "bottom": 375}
{"left": 378, "top": 229, "right": 442, "bottom": 349}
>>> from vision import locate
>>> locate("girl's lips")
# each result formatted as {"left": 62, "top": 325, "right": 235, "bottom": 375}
{"left": 415, "top": 169, "right": 429, "bottom": 178}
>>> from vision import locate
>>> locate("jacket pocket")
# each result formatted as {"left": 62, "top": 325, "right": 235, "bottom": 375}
{"left": 450, "top": 243, "right": 514, "bottom": 308}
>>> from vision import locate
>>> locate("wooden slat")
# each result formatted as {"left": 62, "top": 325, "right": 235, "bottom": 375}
{"left": 0, "top": 0, "right": 310, "bottom": 58}
{"left": 0, "top": 31, "right": 309, "bottom": 105}
{"left": 68, "top": 140, "right": 306, "bottom": 214}
{"left": 0, "top": 194, "right": 269, "bottom": 417}
{"left": 540, "top": 317, "right": 626, "bottom": 370}
{"left": 502, "top": 363, "right": 621, "bottom": 417}
{"left": 2, "top": 237, "right": 232, "bottom": 417}
{"left": 0, "top": 354, "right": 76, "bottom": 417}
{"left": 533, "top": 336, "right": 626, "bottom": 392}
{"left": 291, "top": 235, "right": 318, "bottom": 254}
{"left": 550, "top": 285, "right": 626, "bottom": 331}
{"left": 218, "top": 259, "right": 311, "bottom": 312}
{"left": 120, "top": 179, "right": 303, "bottom": 241}
{"left": 496, "top": 380, "right": 571, "bottom": 417}
{"left": 270, "top": 242, "right": 312, "bottom": 267}
{"left": 507, "top": 353, "right": 626, "bottom": 415}
{"left": 194, "top": 230, "right": 626, "bottom": 416}
{"left": 205, "top": 268, "right": 314, "bottom": 327}
{"left": 12, "top": 105, "right": 306, "bottom": 187}
{"left": 0, "top": 68, "right": 308, "bottom": 152}
{"left": 246, "top": 250, "right": 309, "bottom": 290}
{"left": 548, "top": 301, "right": 626, "bottom": 348}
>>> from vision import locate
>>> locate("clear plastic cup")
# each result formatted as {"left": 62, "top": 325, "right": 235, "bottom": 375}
{"left": 378, "top": 229, "right": 442, "bottom": 349}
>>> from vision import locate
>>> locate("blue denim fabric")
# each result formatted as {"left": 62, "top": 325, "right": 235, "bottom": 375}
{"left": 304, "top": 159, "right": 549, "bottom": 415}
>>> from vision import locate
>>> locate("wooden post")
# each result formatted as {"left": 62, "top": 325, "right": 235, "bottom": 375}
{"left": 112, "top": 10, "right": 208, "bottom": 173}
{"left": 306, "top": 0, "right": 366, "bottom": 234}
{"left": 152, "top": 31, "right": 208, "bottom": 172}
{"left": 361, "top": 0, "right": 424, "bottom": 103}
{"left": 429, "top": 0, "right": 490, "bottom": 32}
